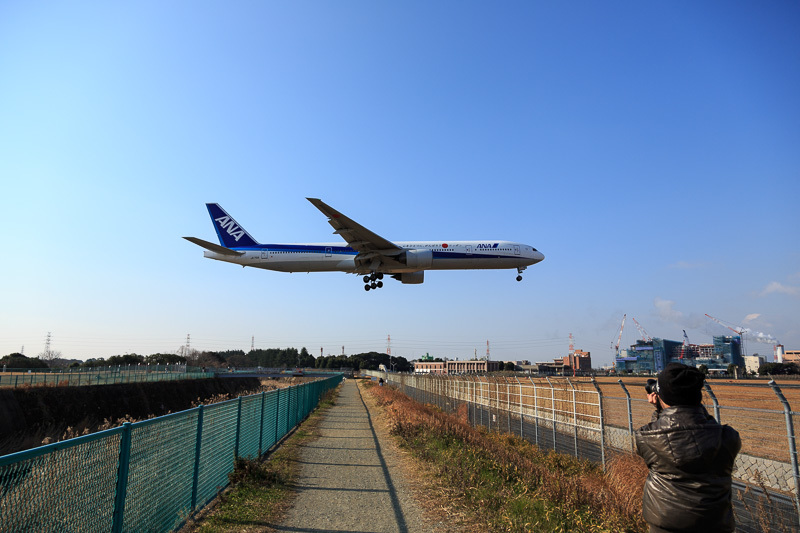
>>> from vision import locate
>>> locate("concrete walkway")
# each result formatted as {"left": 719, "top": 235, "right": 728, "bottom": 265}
{"left": 273, "top": 379, "right": 435, "bottom": 533}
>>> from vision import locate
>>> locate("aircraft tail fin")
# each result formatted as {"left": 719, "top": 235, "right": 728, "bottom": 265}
{"left": 205, "top": 203, "right": 260, "bottom": 248}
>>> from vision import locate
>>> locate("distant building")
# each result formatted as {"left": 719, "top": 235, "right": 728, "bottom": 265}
{"left": 784, "top": 350, "right": 800, "bottom": 364}
{"left": 562, "top": 349, "right": 592, "bottom": 372}
{"left": 446, "top": 360, "right": 500, "bottom": 373}
{"left": 744, "top": 355, "right": 766, "bottom": 374}
{"left": 413, "top": 361, "right": 446, "bottom": 374}
{"left": 615, "top": 336, "right": 743, "bottom": 374}
{"left": 534, "top": 360, "right": 565, "bottom": 374}
{"left": 501, "top": 360, "right": 530, "bottom": 370}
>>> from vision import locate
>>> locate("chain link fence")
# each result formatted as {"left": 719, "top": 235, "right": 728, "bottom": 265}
{"left": 367, "top": 371, "right": 800, "bottom": 533}
{"left": 0, "top": 365, "right": 208, "bottom": 388}
{"left": 0, "top": 375, "right": 342, "bottom": 531}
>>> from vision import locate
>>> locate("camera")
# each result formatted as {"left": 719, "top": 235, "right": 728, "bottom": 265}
{"left": 645, "top": 378, "right": 662, "bottom": 412}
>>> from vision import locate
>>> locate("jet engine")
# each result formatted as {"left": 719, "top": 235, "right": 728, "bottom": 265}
{"left": 392, "top": 271, "right": 425, "bottom": 284}
{"left": 404, "top": 249, "right": 432, "bottom": 270}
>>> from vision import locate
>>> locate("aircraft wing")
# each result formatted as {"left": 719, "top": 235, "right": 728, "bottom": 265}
{"left": 306, "top": 198, "right": 405, "bottom": 272}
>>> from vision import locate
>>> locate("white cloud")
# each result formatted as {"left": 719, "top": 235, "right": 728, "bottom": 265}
{"left": 654, "top": 297, "right": 683, "bottom": 322}
{"left": 760, "top": 282, "right": 800, "bottom": 298}
{"left": 653, "top": 298, "right": 707, "bottom": 330}
{"left": 743, "top": 313, "right": 761, "bottom": 323}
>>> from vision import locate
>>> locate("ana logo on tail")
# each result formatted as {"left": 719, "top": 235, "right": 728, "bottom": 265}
{"left": 215, "top": 216, "right": 246, "bottom": 242}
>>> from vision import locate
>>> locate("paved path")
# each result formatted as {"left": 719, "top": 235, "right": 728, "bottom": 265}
{"left": 273, "top": 380, "right": 436, "bottom": 533}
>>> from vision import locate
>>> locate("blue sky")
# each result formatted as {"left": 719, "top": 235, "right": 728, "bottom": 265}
{"left": 1, "top": 2, "right": 798, "bottom": 366}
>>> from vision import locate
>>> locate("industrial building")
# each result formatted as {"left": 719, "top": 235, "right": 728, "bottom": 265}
{"left": 783, "top": 349, "right": 800, "bottom": 364}
{"left": 532, "top": 349, "right": 593, "bottom": 375}
{"left": 615, "top": 335, "right": 743, "bottom": 374}
{"left": 411, "top": 359, "right": 501, "bottom": 374}
{"left": 412, "top": 360, "right": 446, "bottom": 374}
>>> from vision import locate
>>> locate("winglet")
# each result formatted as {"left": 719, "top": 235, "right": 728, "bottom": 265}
{"left": 205, "top": 203, "right": 260, "bottom": 248}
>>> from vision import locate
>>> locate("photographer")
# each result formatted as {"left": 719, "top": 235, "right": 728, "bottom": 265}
{"left": 634, "top": 363, "right": 741, "bottom": 532}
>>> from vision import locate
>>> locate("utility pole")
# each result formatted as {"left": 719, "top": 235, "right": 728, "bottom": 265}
{"left": 44, "top": 332, "right": 52, "bottom": 359}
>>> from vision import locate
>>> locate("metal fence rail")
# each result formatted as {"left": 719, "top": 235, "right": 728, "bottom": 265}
{"left": 0, "top": 375, "right": 342, "bottom": 532}
{"left": 367, "top": 371, "right": 800, "bottom": 533}
{"left": 0, "top": 365, "right": 209, "bottom": 388}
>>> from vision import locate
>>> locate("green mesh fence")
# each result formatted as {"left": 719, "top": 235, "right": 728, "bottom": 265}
{"left": 0, "top": 366, "right": 210, "bottom": 388}
{"left": 0, "top": 375, "right": 342, "bottom": 532}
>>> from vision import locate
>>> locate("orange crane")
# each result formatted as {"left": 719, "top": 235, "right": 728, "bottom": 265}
{"left": 631, "top": 317, "right": 652, "bottom": 342}
{"left": 704, "top": 313, "right": 747, "bottom": 356}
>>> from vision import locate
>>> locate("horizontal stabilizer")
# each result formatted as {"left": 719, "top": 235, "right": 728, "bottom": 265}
{"left": 183, "top": 237, "right": 244, "bottom": 256}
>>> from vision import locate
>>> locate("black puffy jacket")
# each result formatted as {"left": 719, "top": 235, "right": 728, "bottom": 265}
{"left": 634, "top": 405, "right": 741, "bottom": 532}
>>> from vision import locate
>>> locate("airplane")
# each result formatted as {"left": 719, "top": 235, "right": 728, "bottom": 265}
{"left": 184, "top": 198, "right": 545, "bottom": 291}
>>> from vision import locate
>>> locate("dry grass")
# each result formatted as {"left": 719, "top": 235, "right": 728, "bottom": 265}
{"left": 368, "top": 383, "right": 647, "bottom": 532}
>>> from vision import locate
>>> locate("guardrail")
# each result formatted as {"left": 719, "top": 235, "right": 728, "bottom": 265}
{"left": 366, "top": 371, "right": 800, "bottom": 533}
{"left": 0, "top": 364, "right": 208, "bottom": 388}
{"left": 0, "top": 374, "right": 342, "bottom": 531}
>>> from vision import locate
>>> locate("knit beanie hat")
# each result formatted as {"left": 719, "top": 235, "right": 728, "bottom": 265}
{"left": 657, "top": 363, "right": 704, "bottom": 406}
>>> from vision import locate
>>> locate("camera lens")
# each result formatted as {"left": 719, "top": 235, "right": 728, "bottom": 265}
{"left": 645, "top": 379, "right": 657, "bottom": 395}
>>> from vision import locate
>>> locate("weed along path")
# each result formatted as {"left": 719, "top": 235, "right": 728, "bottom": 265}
{"left": 273, "top": 379, "right": 441, "bottom": 533}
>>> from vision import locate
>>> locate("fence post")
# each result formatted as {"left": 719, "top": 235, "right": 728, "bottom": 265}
{"left": 617, "top": 379, "right": 634, "bottom": 449}
{"left": 530, "top": 377, "right": 539, "bottom": 447}
{"left": 703, "top": 382, "right": 721, "bottom": 423}
{"left": 488, "top": 377, "right": 494, "bottom": 432}
{"left": 466, "top": 377, "right": 472, "bottom": 426}
{"left": 590, "top": 378, "right": 606, "bottom": 470}
{"left": 768, "top": 379, "right": 800, "bottom": 520}
{"left": 258, "top": 391, "right": 266, "bottom": 456}
{"left": 111, "top": 422, "right": 132, "bottom": 533}
{"left": 274, "top": 388, "right": 281, "bottom": 447}
{"left": 234, "top": 396, "right": 242, "bottom": 459}
{"left": 287, "top": 385, "right": 292, "bottom": 430}
{"left": 546, "top": 377, "right": 556, "bottom": 450}
{"left": 515, "top": 377, "right": 524, "bottom": 438}
{"left": 572, "top": 387, "right": 579, "bottom": 458}
{"left": 506, "top": 378, "right": 512, "bottom": 435}
{"left": 191, "top": 404, "right": 204, "bottom": 511}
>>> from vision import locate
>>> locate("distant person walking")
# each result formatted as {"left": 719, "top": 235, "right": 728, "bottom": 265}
{"left": 635, "top": 363, "right": 741, "bottom": 532}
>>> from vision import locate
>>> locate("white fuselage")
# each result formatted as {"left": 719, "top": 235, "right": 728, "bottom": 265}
{"left": 203, "top": 240, "right": 544, "bottom": 274}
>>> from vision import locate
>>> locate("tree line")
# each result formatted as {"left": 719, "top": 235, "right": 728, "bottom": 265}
{"left": 0, "top": 348, "right": 412, "bottom": 372}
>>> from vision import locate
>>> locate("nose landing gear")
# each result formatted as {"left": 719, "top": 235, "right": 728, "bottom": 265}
{"left": 516, "top": 267, "right": 526, "bottom": 282}
{"left": 363, "top": 272, "right": 384, "bottom": 291}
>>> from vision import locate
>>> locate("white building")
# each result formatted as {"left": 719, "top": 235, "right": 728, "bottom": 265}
{"left": 744, "top": 355, "right": 766, "bottom": 374}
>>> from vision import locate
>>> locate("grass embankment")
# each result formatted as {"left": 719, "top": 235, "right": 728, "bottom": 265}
{"left": 367, "top": 382, "right": 648, "bottom": 533}
{"left": 182, "top": 387, "right": 339, "bottom": 533}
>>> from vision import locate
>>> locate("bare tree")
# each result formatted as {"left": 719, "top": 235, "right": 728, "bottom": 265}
{"left": 38, "top": 349, "right": 62, "bottom": 362}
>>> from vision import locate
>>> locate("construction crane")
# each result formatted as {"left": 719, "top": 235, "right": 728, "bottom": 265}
{"left": 704, "top": 313, "right": 746, "bottom": 357}
{"left": 631, "top": 317, "right": 652, "bottom": 342}
{"left": 705, "top": 313, "right": 744, "bottom": 335}
{"left": 681, "top": 330, "right": 690, "bottom": 360}
{"left": 612, "top": 314, "right": 627, "bottom": 358}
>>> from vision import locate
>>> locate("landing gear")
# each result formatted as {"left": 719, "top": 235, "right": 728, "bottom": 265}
{"left": 363, "top": 272, "right": 385, "bottom": 291}
{"left": 516, "top": 266, "right": 526, "bottom": 282}
{"left": 516, "top": 275, "right": 523, "bottom": 282}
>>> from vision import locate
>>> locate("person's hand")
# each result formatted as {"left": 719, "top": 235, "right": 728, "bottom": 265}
{"left": 647, "top": 392, "right": 659, "bottom": 407}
